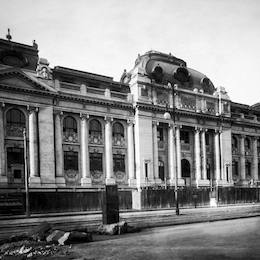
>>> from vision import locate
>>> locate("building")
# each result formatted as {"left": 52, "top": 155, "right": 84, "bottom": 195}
{"left": 0, "top": 33, "right": 260, "bottom": 200}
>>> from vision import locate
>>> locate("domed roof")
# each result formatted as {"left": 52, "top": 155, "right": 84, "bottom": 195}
{"left": 132, "top": 51, "right": 215, "bottom": 95}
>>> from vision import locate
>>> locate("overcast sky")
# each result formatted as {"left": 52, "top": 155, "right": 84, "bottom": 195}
{"left": 1, "top": 0, "right": 260, "bottom": 105}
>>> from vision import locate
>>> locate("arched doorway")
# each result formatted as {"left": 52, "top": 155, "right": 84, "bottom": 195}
{"left": 181, "top": 159, "right": 191, "bottom": 186}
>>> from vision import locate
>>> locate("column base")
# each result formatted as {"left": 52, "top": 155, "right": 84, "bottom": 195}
{"left": 81, "top": 177, "right": 92, "bottom": 186}
{"left": 105, "top": 178, "right": 116, "bottom": 185}
{"left": 192, "top": 179, "right": 210, "bottom": 187}
{"left": 237, "top": 179, "right": 250, "bottom": 187}
{"left": 128, "top": 178, "right": 137, "bottom": 187}
{"left": 29, "top": 176, "right": 41, "bottom": 186}
{"left": 213, "top": 180, "right": 235, "bottom": 187}
{"left": 55, "top": 177, "right": 66, "bottom": 187}
{"left": 154, "top": 178, "right": 162, "bottom": 185}
{"left": 170, "top": 178, "right": 185, "bottom": 187}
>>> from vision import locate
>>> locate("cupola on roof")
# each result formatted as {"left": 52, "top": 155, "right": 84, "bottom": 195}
{"left": 122, "top": 50, "right": 215, "bottom": 95}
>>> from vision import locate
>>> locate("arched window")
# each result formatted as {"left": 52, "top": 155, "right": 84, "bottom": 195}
{"left": 89, "top": 119, "right": 102, "bottom": 144}
{"left": 63, "top": 116, "right": 77, "bottom": 133}
{"left": 63, "top": 116, "right": 78, "bottom": 142}
{"left": 158, "top": 160, "right": 165, "bottom": 181}
{"left": 205, "top": 132, "right": 210, "bottom": 146}
{"left": 113, "top": 122, "right": 124, "bottom": 138}
{"left": 6, "top": 108, "right": 25, "bottom": 137}
{"left": 89, "top": 119, "right": 102, "bottom": 135}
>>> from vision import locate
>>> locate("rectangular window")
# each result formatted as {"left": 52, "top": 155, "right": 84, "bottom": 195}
{"left": 180, "top": 131, "right": 190, "bottom": 144}
{"left": 90, "top": 153, "right": 103, "bottom": 171}
{"left": 64, "top": 151, "right": 78, "bottom": 171}
{"left": 232, "top": 161, "right": 238, "bottom": 176}
{"left": 245, "top": 162, "right": 251, "bottom": 177}
{"left": 7, "top": 148, "right": 24, "bottom": 169}
{"left": 157, "top": 127, "right": 164, "bottom": 141}
{"left": 113, "top": 154, "right": 125, "bottom": 172}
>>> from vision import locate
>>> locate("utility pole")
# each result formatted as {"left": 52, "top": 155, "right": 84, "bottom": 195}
{"left": 23, "top": 128, "right": 30, "bottom": 217}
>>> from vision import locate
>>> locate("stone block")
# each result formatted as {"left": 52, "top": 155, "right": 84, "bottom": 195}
{"left": 27, "top": 221, "right": 51, "bottom": 241}
{"left": 96, "top": 221, "right": 127, "bottom": 235}
{"left": 46, "top": 230, "right": 65, "bottom": 242}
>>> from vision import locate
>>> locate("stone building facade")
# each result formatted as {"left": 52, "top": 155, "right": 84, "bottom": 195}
{"left": 0, "top": 36, "right": 260, "bottom": 194}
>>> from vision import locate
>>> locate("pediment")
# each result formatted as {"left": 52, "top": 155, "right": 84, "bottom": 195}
{"left": 0, "top": 68, "right": 57, "bottom": 93}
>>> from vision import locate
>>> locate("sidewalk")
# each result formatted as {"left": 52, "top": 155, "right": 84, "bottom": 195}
{"left": 1, "top": 203, "right": 260, "bottom": 240}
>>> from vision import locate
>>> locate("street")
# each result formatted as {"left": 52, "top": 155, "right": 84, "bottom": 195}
{"left": 71, "top": 217, "right": 260, "bottom": 260}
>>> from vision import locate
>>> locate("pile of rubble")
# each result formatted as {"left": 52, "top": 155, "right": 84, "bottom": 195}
{"left": 0, "top": 221, "right": 141, "bottom": 259}
{"left": 0, "top": 221, "right": 92, "bottom": 259}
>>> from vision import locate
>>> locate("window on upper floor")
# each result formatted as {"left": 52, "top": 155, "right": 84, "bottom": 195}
{"left": 157, "top": 127, "right": 164, "bottom": 142}
{"left": 245, "top": 137, "right": 251, "bottom": 150}
{"left": 63, "top": 116, "right": 78, "bottom": 142}
{"left": 180, "top": 130, "right": 190, "bottom": 144}
{"left": 205, "top": 132, "right": 210, "bottom": 146}
{"left": 232, "top": 136, "right": 238, "bottom": 149}
{"left": 63, "top": 116, "right": 77, "bottom": 133}
{"left": 89, "top": 119, "right": 103, "bottom": 145}
{"left": 6, "top": 108, "right": 25, "bottom": 137}
{"left": 89, "top": 119, "right": 102, "bottom": 136}
{"left": 113, "top": 122, "right": 124, "bottom": 138}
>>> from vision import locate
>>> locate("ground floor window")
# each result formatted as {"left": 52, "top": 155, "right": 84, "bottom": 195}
{"left": 90, "top": 153, "right": 103, "bottom": 171}
{"left": 7, "top": 147, "right": 24, "bottom": 179}
{"left": 64, "top": 151, "right": 78, "bottom": 171}
{"left": 245, "top": 161, "right": 251, "bottom": 178}
{"left": 159, "top": 160, "right": 165, "bottom": 181}
{"left": 113, "top": 154, "right": 125, "bottom": 172}
{"left": 232, "top": 161, "right": 239, "bottom": 176}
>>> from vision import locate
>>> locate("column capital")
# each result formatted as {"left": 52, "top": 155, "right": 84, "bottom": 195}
{"left": 104, "top": 116, "right": 113, "bottom": 123}
{"left": 127, "top": 119, "right": 135, "bottom": 125}
{"left": 240, "top": 134, "right": 246, "bottom": 139}
{"left": 53, "top": 110, "right": 63, "bottom": 116}
{"left": 195, "top": 126, "right": 202, "bottom": 133}
{"left": 27, "top": 105, "right": 38, "bottom": 113}
{"left": 0, "top": 102, "right": 5, "bottom": 108}
{"left": 253, "top": 136, "right": 259, "bottom": 141}
{"left": 152, "top": 121, "right": 159, "bottom": 126}
{"left": 80, "top": 113, "right": 89, "bottom": 120}
{"left": 168, "top": 123, "right": 174, "bottom": 129}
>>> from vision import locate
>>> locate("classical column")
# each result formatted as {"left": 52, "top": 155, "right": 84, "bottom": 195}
{"left": 214, "top": 130, "right": 220, "bottom": 185}
{"left": 105, "top": 117, "right": 115, "bottom": 185}
{"left": 201, "top": 129, "right": 207, "bottom": 180}
{"left": 0, "top": 103, "right": 7, "bottom": 183}
{"left": 168, "top": 123, "right": 175, "bottom": 184}
{"left": 54, "top": 111, "right": 65, "bottom": 186}
{"left": 127, "top": 119, "right": 135, "bottom": 185}
{"left": 176, "top": 125, "right": 182, "bottom": 179}
{"left": 240, "top": 135, "right": 246, "bottom": 181}
{"left": 80, "top": 114, "right": 92, "bottom": 186}
{"left": 28, "top": 106, "right": 40, "bottom": 185}
{"left": 194, "top": 127, "right": 201, "bottom": 187}
{"left": 252, "top": 137, "right": 258, "bottom": 181}
{"left": 152, "top": 121, "right": 159, "bottom": 181}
